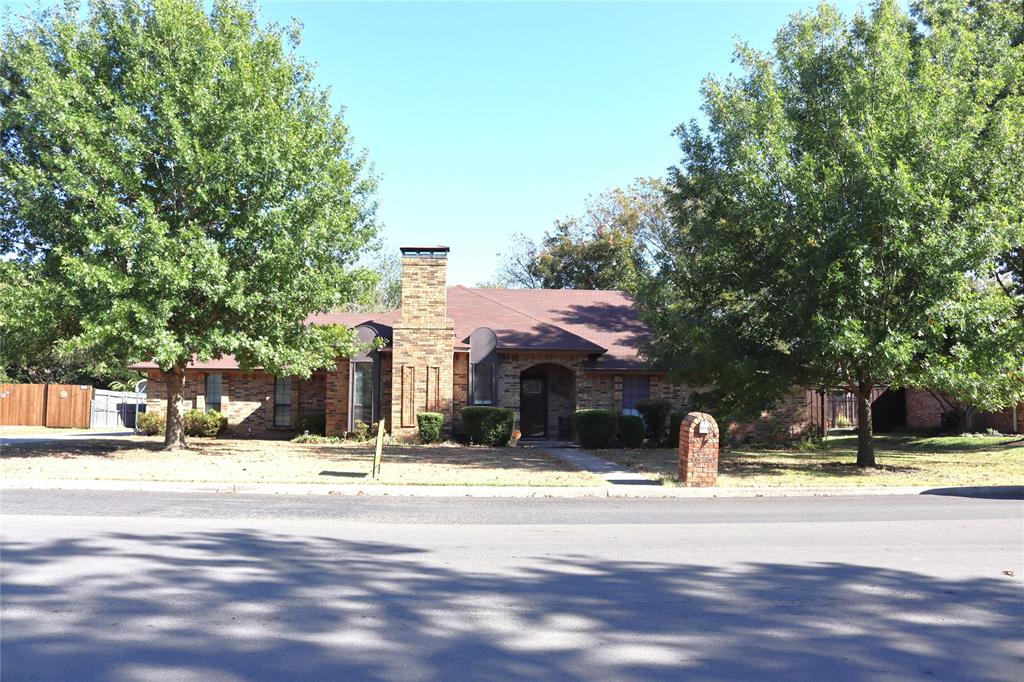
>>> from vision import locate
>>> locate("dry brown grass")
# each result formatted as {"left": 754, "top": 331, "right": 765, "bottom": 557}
{"left": 0, "top": 434, "right": 601, "bottom": 487}
{"left": 601, "top": 435, "right": 1024, "bottom": 488}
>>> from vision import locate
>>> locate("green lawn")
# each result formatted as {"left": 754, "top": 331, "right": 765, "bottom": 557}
{"left": 600, "top": 434, "right": 1024, "bottom": 488}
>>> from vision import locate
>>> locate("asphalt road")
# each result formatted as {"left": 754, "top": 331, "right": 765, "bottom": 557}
{"left": 2, "top": 491, "right": 1022, "bottom": 681}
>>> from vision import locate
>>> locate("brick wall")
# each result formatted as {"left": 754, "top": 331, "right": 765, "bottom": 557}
{"left": 390, "top": 253, "right": 456, "bottom": 440}
{"left": 223, "top": 371, "right": 275, "bottom": 435}
{"left": 731, "top": 390, "right": 814, "bottom": 443}
{"left": 905, "top": 390, "right": 945, "bottom": 431}
{"left": 297, "top": 371, "right": 326, "bottom": 430}
{"left": 978, "top": 403, "right": 1023, "bottom": 434}
{"left": 146, "top": 370, "right": 202, "bottom": 414}
{"left": 325, "top": 359, "right": 351, "bottom": 437}
{"left": 146, "top": 369, "right": 314, "bottom": 436}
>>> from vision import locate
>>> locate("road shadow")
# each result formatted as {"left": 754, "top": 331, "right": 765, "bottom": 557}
{"left": 1, "top": 530, "right": 1021, "bottom": 681}
{"left": 921, "top": 485, "right": 1024, "bottom": 500}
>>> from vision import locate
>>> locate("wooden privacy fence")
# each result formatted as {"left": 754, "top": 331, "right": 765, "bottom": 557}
{"left": 0, "top": 383, "right": 94, "bottom": 429}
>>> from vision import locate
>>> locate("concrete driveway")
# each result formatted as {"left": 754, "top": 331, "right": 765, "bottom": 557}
{"left": 0, "top": 428, "right": 133, "bottom": 447}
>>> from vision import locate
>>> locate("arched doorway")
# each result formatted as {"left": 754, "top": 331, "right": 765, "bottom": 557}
{"left": 519, "top": 363, "right": 576, "bottom": 440}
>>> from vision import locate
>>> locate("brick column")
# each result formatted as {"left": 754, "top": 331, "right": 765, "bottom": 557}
{"left": 678, "top": 412, "right": 719, "bottom": 487}
{"left": 325, "top": 359, "right": 350, "bottom": 436}
{"left": 390, "top": 247, "right": 455, "bottom": 441}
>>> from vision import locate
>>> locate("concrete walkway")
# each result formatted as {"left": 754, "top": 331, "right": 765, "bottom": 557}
{"left": 527, "top": 443, "right": 660, "bottom": 486}
{"left": 0, "top": 429, "right": 133, "bottom": 447}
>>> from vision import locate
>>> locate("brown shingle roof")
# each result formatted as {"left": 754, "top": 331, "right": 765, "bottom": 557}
{"left": 462, "top": 288, "right": 650, "bottom": 370}
{"left": 132, "top": 288, "right": 651, "bottom": 371}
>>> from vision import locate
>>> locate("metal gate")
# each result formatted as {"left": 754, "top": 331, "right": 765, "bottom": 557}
{"left": 90, "top": 389, "right": 144, "bottom": 429}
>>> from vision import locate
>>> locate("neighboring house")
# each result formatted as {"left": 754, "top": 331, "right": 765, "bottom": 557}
{"left": 137, "top": 246, "right": 1019, "bottom": 441}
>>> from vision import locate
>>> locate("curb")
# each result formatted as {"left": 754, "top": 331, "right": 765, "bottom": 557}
{"left": 4, "top": 478, "right": 1015, "bottom": 499}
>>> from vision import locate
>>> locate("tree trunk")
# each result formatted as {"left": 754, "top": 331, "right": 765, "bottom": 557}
{"left": 163, "top": 366, "right": 188, "bottom": 450}
{"left": 856, "top": 386, "right": 876, "bottom": 468}
{"left": 959, "top": 405, "right": 977, "bottom": 434}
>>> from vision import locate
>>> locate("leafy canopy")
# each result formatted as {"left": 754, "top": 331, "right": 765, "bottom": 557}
{"left": 1, "top": 0, "right": 376, "bottom": 377}
{"left": 495, "top": 178, "right": 670, "bottom": 292}
{"left": 641, "top": 0, "right": 1024, "bottom": 432}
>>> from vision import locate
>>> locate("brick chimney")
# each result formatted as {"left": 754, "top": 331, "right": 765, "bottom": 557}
{"left": 390, "top": 246, "right": 455, "bottom": 440}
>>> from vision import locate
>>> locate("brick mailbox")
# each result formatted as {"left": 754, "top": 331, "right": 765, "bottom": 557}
{"left": 677, "top": 412, "right": 719, "bottom": 487}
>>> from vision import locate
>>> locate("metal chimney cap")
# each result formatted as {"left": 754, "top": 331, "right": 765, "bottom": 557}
{"left": 400, "top": 246, "right": 450, "bottom": 258}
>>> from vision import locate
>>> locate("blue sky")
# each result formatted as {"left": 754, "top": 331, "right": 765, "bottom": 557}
{"left": 4, "top": 0, "right": 869, "bottom": 284}
{"left": 257, "top": 0, "right": 866, "bottom": 284}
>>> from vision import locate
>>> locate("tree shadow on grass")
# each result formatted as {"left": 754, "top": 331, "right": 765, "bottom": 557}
{"left": 1, "top": 530, "right": 1021, "bottom": 681}
{"left": 819, "top": 435, "right": 1023, "bottom": 454}
{"left": 0, "top": 438, "right": 162, "bottom": 459}
{"left": 720, "top": 457, "right": 921, "bottom": 479}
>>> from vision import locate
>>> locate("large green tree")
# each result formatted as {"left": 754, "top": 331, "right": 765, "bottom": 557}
{"left": 1, "top": 0, "right": 376, "bottom": 448}
{"left": 495, "top": 178, "right": 670, "bottom": 291}
{"left": 0, "top": 260, "right": 141, "bottom": 386}
{"left": 642, "top": 0, "right": 1024, "bottom": 466}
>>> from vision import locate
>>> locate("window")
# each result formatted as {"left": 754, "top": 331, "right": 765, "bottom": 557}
{"left": 205, "top": 373, "right": 222, "bottom": 412}
{"left": 274, "top": 376, "right": 292, "bottom": 427}
{"left": 471, "top": 363, "right": 495, "bottom": 405}
{"left": 621, "top": 376, "right": 650, "bottom": 416}
{"left": 352, "top": 363, "right": 374, "bottom": 425}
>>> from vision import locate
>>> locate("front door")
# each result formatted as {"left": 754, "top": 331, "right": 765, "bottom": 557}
{"left": 520, "top": 374, "right": 547, "bottom": 439}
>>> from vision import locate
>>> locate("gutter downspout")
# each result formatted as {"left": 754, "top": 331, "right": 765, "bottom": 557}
{"left": 1014, "top": 403, "right": 1019, "bottom": 434}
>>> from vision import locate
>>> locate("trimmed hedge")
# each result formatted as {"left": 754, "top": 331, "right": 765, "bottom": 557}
{"left": 183, "top": 408, "right": 227, "bottom": 437}
{"left": 636, "top": 399, "right": 673, "bottom": 443}
{"left": 618, "top": 415, "right": 645, "bottom": 447}
{"left": 461, "top": 406, "right": 515, "bottom": 446}
{"left": 417, "top": 412, "right": 444, "bottom": 443}
{"left": 575, "top": 409, "right": 617, "bottom": 449}
{"left": 137, "top": 411, "right": 165, "bottom": 436}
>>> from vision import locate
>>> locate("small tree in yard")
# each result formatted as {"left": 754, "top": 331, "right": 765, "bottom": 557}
{"left": 1, "top": 0, "right": 376, "bottom": 448}
{"left": 642, "top": 0, "right": 1024, "bottom": 466}
{"left": 916, "top": 284, "right": 1024, "bottom": 433}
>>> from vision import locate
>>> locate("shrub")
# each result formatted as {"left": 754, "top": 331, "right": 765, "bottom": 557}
{"left": 669, "top": 412, "right": 687, "bottom": 447}
{"left": 417, "top": 412, "right": 444, "bottom": 443}
{"left": 291, "top": 433, "right": 343, "bottom": 444}
{"left": 182, "top": 408, "right": 227, "bottom": 437}
{"left": 575, "top": 409, "right": 617, "bottom": 449}
{"left": 636, "top": 399, "right": 673, "bottom": 443}
{"left": 350, "top": 420, "right": 372, "bottom": 441}
{"left": 618, "top": 414, "right": 645, "bottom": 447}
{"left": 297, "top": 413, "right": 326, "bottom": 436}
{"left": 461, "top": 406, "right": 516, "bottom": 446}
{"left": 137, "top": 410, "right": 165, "bottom": 436}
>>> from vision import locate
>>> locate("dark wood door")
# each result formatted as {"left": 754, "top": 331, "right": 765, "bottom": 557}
{"left": 520, "top": 375, "right": 547, "bottom": 439}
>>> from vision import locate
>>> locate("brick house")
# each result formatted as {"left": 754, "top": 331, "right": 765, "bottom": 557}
{"left": 135, "top": 246, "right": 822, "bottom": 441}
